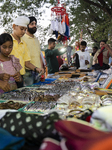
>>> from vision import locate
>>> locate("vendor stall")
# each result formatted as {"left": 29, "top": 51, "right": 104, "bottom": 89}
{"left": 1, "top": 67, "right": 112, "bottom": 149}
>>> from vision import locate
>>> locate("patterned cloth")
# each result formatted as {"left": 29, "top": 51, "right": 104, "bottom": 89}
{"left": 0, "top": 111, "right": 61, "bottom": 146}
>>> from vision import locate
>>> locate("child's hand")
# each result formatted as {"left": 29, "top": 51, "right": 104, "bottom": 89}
{"left": 12, "top": 72, "right": 22, "bottom": 82}
{"left": 2, "top": 73, "right": 10, "bottom": 81}
{"left": 0, "top": 81, "right": 10, "bottom": 92}
{"left": 36, "top": 68, "right": 44, "bottom": 74}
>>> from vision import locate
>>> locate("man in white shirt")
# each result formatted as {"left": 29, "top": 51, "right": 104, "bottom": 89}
{"left": 73, "top": 41, "right": 90, "bottom": 69}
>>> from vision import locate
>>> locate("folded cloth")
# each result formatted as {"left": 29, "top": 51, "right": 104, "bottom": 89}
{"left": 0, "top": 111, "right": 61, "bottom": 146}
{"left": 91, "top": 105, "right": 112, "bottom": 131}
{"left": 55, "top": 120, "right": 112, "bottom": 150}
{"left": 92, "top": 63, "right": 110, "bottom": 70}
{"left": 0, "top": 127, "right": 25, "bottom": 150}
{"left": 39, "top": 138, "right": 62, "bottom": 150}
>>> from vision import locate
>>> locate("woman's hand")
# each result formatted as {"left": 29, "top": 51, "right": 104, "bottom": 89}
{"left": 1, "top": 73, "right": 10, "bottom": 81}
{"left": 12, "top": 72, "right": 22, "bottom": 82}
{"left": 0, "top": 81, "right": 10, "bottom": 92}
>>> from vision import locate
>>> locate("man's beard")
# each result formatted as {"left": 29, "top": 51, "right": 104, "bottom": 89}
{"left": 28, "top": 26, "right": 37, "bottom": 34}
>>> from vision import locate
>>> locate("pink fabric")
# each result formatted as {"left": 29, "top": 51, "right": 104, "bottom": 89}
{"left": 0, "top": 55, "right": 22, "bottom": 75}
{"left": 0, "top": 55, "right": 22, "bottom": 94}
{"left": 39, "top": 138, "right": 62, "bottom": 150}
{"left": 10, "top": 55, "right": 22, "bottom": 72}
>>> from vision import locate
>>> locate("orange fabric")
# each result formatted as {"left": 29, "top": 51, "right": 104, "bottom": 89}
{"left": 65, "top": 15, "right": 69, "bottom": 26}
{"left": 61, "top": 15, "right": 65, "bottom": 23}
{"left": 90, "top": 137, "right": 112, "bottom": 150}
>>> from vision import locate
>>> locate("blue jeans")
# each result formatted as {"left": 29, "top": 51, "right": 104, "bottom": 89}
{"left": 23, "top": 70, "right": 39, "bottom": 86}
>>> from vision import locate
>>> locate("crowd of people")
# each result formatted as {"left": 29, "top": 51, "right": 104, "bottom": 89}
{"left": 73, "top": 40, "right": 112, "bottom": 70}
{"left": 0, "top": 16, "right": 44, "bottom": 94}
{"left": 0, "top": 15, "right": 112, "bottom": 94}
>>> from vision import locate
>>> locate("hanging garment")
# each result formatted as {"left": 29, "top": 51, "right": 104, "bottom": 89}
{"left": 64, "top": 15, "right": 70, "bottom": 38}
{"left": 58, "top": 15, "right": 64, "bottom": 35}
{"left": 53, "top": 31, "right": 59, "bottom": 38}
{"left": 66, "top": 46, "right": 72, "bottom": 64}
{"left": 55, "top": 19, "right": 59, "bottom": 31}
{"left": 61, "top": 15, "right": 66, "bottom": 34}
{"left": 65, "top": 15, "right": 69, "bottom": 26}
{"left": 51, "top": 20, "right": 55, "bottom": 31}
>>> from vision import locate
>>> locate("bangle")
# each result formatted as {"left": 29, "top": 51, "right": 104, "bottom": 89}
{"left": 34, "top": 67, "right": 38, "bottom": 72}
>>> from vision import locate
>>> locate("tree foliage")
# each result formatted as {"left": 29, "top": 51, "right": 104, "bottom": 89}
{"left": 67, "top": 0, "right": 112, "bottom": 45}
{"left": 0, "top": 0, "right": 52, "bottom": 46}
{"left": 0, "top": 0, "right": 112, "bottom": 46}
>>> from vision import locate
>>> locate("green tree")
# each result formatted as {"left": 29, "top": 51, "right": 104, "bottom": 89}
{"left": 0, "top": 0, "right": 112, "bottom": 46}
{"left": 0, "top": 0, "right": 53, "bottom": 46}
{"left": 67, "top": 0, "right": 112, "bottom": 44}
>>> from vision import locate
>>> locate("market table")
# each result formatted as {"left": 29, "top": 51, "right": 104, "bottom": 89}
{"left": 1, "top": 70, "right": 112, "bottom": 150}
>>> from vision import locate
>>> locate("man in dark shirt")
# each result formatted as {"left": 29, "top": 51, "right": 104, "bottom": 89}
{"left": 45, "top": 38, "right": 66, "bottom": 77}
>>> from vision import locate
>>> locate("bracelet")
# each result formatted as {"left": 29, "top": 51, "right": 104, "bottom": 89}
{"left": 34, "top": 67, "right": 38, "bottom": 72}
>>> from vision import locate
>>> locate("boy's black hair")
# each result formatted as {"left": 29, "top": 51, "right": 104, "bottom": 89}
{"left": 100, "top": 40, "right": 106, "bottom": 44}
{"left": 93, "top": 46, "right": 98, "bottom": 50}
{"left": 0, "top": 33, "right": 13, "bottom": 45}
{"left": 48, "top": 38, "right": 56, "bottom": 45}
{"left": 80, "top": 41, "right": 87, "bottom": 47}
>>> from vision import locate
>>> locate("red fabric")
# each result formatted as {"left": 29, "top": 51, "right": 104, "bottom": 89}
{"left": 86, "top": 116, "right": 91, "bottom": 122}
{"left": 61, "top": 15, "right": 65, "bottom": 23}
{"left": 97, "top": 47, "right": 105, "bottom": 66}
{"left": 57, "top": 56, "right": 63, "bottom": 67}
{"left": 65, "top": 15, "right": 69, "bottom": 26}
{"left": 55, "top": 120, "right": 112, "bottom": 150}
{"left": 39, "top": 138, "right": 62, "bottom": 150}
{"left": 62, "top": 36, "right": 68, "bottom": 43}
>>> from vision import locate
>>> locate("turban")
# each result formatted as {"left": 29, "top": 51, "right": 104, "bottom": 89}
{"left": 29, "top": 16, "right": 37, "bottom": 24}
{"left": 13, "top": 16, "right": 30, "bottom": 27}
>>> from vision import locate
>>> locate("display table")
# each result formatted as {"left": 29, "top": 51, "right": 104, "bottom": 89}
{"left": 0, "top": 70, "right": 112, "bottom": 150}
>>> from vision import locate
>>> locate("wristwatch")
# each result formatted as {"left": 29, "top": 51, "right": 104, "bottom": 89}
{"left": 34, "top": 67, "right": 38, "bottom": 72}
